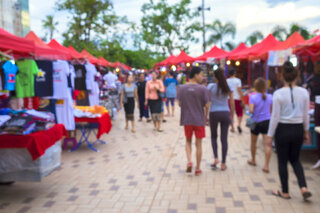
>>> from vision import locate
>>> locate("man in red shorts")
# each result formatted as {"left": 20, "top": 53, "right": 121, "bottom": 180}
{"left": 227, "top": 68, "right": 245, "bottom": 133}
{"left": 178, "top": 67, "right": 210, "bottom": 176}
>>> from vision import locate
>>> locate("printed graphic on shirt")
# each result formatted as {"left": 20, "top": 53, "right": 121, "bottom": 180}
{"left": 36, "top": 69, "right": 46, "bottom": 82}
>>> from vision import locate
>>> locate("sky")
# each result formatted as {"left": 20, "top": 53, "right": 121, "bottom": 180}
{"left": 29, "top": 0, "right": 320, "bottom": 57}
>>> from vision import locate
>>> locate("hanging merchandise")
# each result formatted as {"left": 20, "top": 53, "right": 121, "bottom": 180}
{"left": 1, "top": 61, "right": 18, "bottom": 91}
{"left": 74, "top": 64, "right": 87, "bottom": 90}
{"left": 76, "top": 90, "right": 90, "bottom": 106}
{"left": 52, "top": 60, "right": 71, "bottom": 99}
{"left": 85, "top": 62, "right": 100, "bottom": 106}
{"left": 24, "top": 97, "right": 40, "bottom": 110}
{"left": 35, "top": 60, "right": 54, "bottom": 97}
{"left": 55, "top": 94, "right": 75, "bottom": 131}
{"left": 15, "top": 59, "right": 39, "bottom": 98}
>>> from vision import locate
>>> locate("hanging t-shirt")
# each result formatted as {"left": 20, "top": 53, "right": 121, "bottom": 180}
{"left": 52, "top": 60, "right": 70, "bottom": 99}
{"left": 2, "top": 61, "right": 18, "bottom": 91}
{"left": 16, "top": 59, "right": 39, "bottom": 98}
{"left": 35, "top": 60, "right": 54, "bottom": 97}
{"left": 74, "top": 64, "right": 87, "bottom": 90}
{"left": 55, "top": 90, "right": 75, "bottom": 131}
{"left": 85, "top": 63, "right": 99, "bottom": 106}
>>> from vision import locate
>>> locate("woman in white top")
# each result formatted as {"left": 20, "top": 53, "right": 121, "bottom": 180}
{"left": 267, "top": 61, "right": 311, "bottom": 200}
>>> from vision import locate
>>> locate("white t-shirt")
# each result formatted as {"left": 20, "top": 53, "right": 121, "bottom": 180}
{"left": 52, "top": 60, "right": 70, "bottom": 99}
{"left": 227, "top": 77, "right": 242, "bottom": 100}
{"left": 267, "top": 87, "right": 310, "bottom": 137}
{"left": 85, "top": 63, "right": 99, "bottom": 106}
{"left": 103, "top": 72, "right": 118, "bottom": 89}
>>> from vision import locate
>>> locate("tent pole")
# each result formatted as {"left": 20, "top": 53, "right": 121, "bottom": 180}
{"left": 248, "top": 60, "right": 251, "bottom": 87}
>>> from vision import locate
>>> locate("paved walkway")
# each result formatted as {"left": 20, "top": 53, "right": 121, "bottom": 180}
{"left": 0, "top": 110, "right": 319, "bottom": 213}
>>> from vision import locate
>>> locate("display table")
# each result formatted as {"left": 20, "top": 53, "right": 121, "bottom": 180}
{"left": 0, "top": 124, "right": 68, "bottom": 182}
{"left": 73, "top": 113, "right": 112, "bottom": 152}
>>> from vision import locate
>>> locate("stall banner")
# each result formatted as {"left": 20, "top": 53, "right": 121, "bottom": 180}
{"left": 268, "top": 49, "right": 292, "bottom": 66}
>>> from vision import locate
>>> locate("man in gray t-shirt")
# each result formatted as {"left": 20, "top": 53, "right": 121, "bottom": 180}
{"left": 178, "top": 67, "right": 210, "bottom": 176}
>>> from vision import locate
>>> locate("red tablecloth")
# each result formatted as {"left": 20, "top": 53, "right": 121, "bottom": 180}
{"left": 74, "top": 113, "right": 112, "bottom": 139}
{"left": 0, "top": 124, "right": 68, "bottom": 160}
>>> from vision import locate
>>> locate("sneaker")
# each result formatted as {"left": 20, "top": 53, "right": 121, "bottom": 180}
{"left": 312, "top": 160, "right": 320, "bottom": 169}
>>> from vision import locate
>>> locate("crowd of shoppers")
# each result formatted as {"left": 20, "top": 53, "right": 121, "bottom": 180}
{"left": 103, "top": 61, "right": 314, "bottom": 201}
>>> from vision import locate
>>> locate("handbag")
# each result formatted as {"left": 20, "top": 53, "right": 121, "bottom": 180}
{"left": 246, "top": 117, "right": 256, "bottom": 131}
{"left": 157, "top": 90, "right": 166, "bottom": 99}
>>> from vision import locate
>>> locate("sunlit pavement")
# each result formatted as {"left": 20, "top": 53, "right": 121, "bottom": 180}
{"left": 0, "top": 109, "right": 319, "bottom": 213}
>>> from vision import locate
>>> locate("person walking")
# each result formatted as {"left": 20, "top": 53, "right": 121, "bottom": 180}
{"left": 136, "top": 73, "right": 151, "bottom": 122}
{"left": 266, "top": 61, "right": 312, "bottom": 200}
{"left": 164, "top": 71, "right": 179, "bottom": 117}
{"left": 145, "top": 71, "right": 165, "bottom": 132}
{"left": 178, "top": 67, "right": 210, "bottom": 176}
{"left": 120, "top": 75, "right": 139, "bottom": 133}
{"left": 247, "top": 78, "right": 273, "bottom": 173}
{"left": 227, "top": 68, "right": 245, "bottom": 133}
{"left": 207, "top": 68, "right": 235, "bottom": 171}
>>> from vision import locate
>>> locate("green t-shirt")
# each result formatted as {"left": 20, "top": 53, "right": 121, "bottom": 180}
{"left": 16, "top": 60, "right": 39, "bottom": 98}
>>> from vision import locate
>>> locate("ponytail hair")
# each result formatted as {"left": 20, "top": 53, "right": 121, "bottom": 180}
{"left": 254, "top": 77, "right": 267, "bottom": 100}
{"left": 282, "top": 61, "right": 298, "bottom": 108}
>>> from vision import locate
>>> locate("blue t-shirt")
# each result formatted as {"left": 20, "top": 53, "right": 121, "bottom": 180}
{"left": 164, "top": 78, "right": 178, "bottom": 98}
{"left": 2, "top": 61, "right": 18, "bottom": 91}
{"left": 249, "top": 93, "right": 273, "bottom": 122}
{"left": 207, "top": 83, "right": 232, "bottom": 112}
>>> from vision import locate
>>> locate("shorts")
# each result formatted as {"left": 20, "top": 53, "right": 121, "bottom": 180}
{"left": 151, "top": 113, "right": 161, "bottom": 121}
{"left": 166, "top": 98, "right": 175, "bottom": 107}
{"left": 184, "top": 125, "right": 205, "bottom": 139}
{"left": 234, "top": 100, "right": 243, "bottom": 117}
{"left": 251, "top": 120, "right": 270, "bottom": 135}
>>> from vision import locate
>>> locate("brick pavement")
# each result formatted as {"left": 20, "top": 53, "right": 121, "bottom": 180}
{"left": 0, "top": 109, "right": 319, "bottom": 213}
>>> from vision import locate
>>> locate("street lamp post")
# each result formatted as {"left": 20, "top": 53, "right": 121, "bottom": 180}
{"left": 198, "top": 0, "right": 210, "bottom": 53}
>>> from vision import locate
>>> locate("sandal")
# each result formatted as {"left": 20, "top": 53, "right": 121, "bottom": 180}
{"left": 195, "top": 169, "right": 202, "bottom": 176}
{"left": 186, "top": 162, "right": 192, "bottom": 173}
{"left": 272, "top": 190, "right": 291, "bottom": 200}
{"left": 262, "top": 168, "right": 270, "bottom": 173}
{"left": 210, "top": 160, "right": 219, "bottom": 169}
{"left": 131, "top": 129, "right": 136, "bottom": 133}
{"left": 302, "top": 191, "right": 312, "bottom": 201}
{"left": 247, "top": 160, "right": 257, "bottom": 166}
{"left": 157, "top": 129, "right": 164, "bottom": 132}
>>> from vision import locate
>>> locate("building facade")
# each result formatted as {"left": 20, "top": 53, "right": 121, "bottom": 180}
{"left": 0, "top": 0, "right": 30, "bottom": 37}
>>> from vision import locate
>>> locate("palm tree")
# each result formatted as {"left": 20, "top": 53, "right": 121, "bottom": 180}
{"left": 206, "top": 20, "right": 236, "bottom": 49}
{"left": 224, "top": 41, "right": 236, "bottom": 51}
{"left": 272, "top": 25, "right": 287, "bottom": 41}
{"left": 288, "top": 23, "right": 310, "bottom": 40}
{"left": 245, "top": 31, "right": 264, "bottom": 46}
{"left": 42, "top": 15, "right": 58, "bottom": 41}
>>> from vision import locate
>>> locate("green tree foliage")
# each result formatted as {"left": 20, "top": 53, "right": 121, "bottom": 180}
{"left": 288, "top": 23, "right": 311, "bottom": 40}
{"left": 42, "top": 15, "right": 58, "bottom": 41}
{"left": 140, "top": 0, "right": 201, "bottom": 55}
{"left": 245, "top": 31, "right": 264, "bottom": 46}
{"left": 272, "top": 25, "right": 287, "bottom": 41}
{"left": 206, "top": 20, "right": 236, "bottom": 49}
{"left": 224, "top": 41, "right": 236, "bottom": 51}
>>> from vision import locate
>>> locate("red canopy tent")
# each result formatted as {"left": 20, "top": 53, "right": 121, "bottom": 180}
{"left": 155, "top": 54, "right": 177, "bottom": 66}
{"left": 217, "top": 43, "right": 248, "bottom": 59}
{"left": 294, "top": 34, "right": 320, "bottom": 59}
{"left": 231, "top": 34, "right": 281, "bottom": 60}
{"left": 80, "top": 50, "right": 100, "bottom": 65}
{"left": 67, "top": 46, "right": 84, "bottom": 59}
{"left": 0, "top": 28, "right": 35, "bottom": 57}
{"left": 48, "top": 39, "right": 81, "bottom": 60}
{"left": 98, "top": 56, "right": 110, "bottom": 67}
{"left": 271, "top": 32, "right": 305, "bottom": 51}
{"left": 25, "top": 31, "right": 71, "bottom": 60}
{"left": 168, "top": 51, "right": 195, "bottom": 65}
{"left": 195, "top": 46, "right": 228, "bottom": 61}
